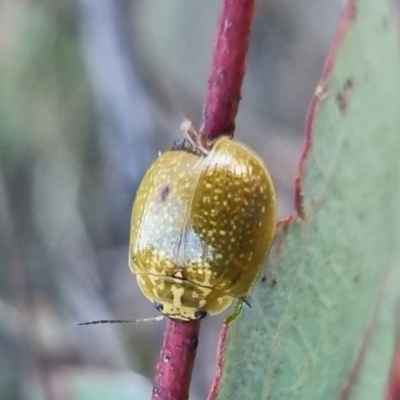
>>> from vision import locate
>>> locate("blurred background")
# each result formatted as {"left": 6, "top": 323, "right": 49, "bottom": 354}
{"left": 0, "top": 0, "right": 345, "bottom": 399}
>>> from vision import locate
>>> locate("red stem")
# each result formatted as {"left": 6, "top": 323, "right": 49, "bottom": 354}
{"left": 202, "top": 0, "right": 256, "bottom": 139}
{"left": 151, "top": 319, "right": 200, "bottom": 400}
{"left": 153, "top": 1, "right": 256, "bottom": 399}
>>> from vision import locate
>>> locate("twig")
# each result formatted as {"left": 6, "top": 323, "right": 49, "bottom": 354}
{"left": 152, "top": 1, "right": 256, "bottom": 399}
{"left": 202, "top": 0, "right": 256, "bottom": 139}
{"left": 152, "top": 320, "right": 200, "bottom": 400}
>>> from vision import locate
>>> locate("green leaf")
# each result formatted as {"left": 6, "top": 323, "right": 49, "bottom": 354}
{"left": 211, "top": 1, "right": 400, "bottom": 399}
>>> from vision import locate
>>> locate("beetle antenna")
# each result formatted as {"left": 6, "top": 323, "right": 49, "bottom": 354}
{"left": 75, "top": 315, "right": 164, "bottom": 326}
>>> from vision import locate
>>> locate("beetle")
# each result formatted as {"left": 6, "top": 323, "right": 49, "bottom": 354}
{"left": 129, "top": 124, "right": 276, "bottom": 322}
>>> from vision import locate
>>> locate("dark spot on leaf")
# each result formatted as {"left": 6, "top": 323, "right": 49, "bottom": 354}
{"left": 336, "top": 78, "right": 354, "bottom": 116}
{"left": 344, "top": 78, "right": 353, "bottom": 90}
{"left": 160, "top": 185, "right": 170, "bottom": 201}
{"left": 336, "top": 92, "right": 347, "bottom": 115}
{"left": 260, "top": 274, "right": 277, "bottom": 287}
{"left": 358, "top": 212, "right": 366, "bottom": 221}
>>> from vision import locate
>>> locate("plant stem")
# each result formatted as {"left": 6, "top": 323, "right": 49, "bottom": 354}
{"left": 153, "top": 1, "right": 256, "bottom": 399}
{"left": 151, "top": 319, "right": 200, "bottom": 400}
{"left": 202, "top": 0, "right": 256, "bottom": 139}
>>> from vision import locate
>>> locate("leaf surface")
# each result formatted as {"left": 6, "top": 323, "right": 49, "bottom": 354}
{"left": 210, "top": 1, "right": 400, "bottom": 399}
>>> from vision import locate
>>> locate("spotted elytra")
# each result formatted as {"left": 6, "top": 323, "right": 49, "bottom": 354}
{"left": 129, "top": 123, "right": 276, "bottom": 322}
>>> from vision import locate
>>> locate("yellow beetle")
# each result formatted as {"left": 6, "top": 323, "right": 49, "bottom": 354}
{"left": 129, "top": 129, "right": 276, "bottom": 321}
